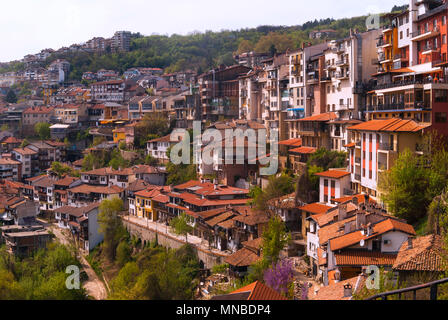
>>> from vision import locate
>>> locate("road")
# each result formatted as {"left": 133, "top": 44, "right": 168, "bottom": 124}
{"left": 37, "top": 218, "right": 108, "bottom": 300}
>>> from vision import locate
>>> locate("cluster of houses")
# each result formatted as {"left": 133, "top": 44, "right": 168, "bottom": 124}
{"left": 1, "top": 0, "right": 448, "bottom": 300}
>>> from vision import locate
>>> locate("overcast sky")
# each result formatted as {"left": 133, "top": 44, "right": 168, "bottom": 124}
{"left": 0, "top": 0, "right": 408, "bottom": 62}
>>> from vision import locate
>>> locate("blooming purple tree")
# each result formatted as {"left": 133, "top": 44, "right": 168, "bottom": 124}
{"left": 263, "top": 259, "right": 294, "bottom": 295}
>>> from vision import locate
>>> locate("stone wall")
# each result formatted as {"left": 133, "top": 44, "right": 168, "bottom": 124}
{"left": 122, "top": 219, "right": 227, "bottom": 269}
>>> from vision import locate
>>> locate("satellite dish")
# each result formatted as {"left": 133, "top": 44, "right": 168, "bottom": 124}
{"left": 360, "top": 239, "right": 365, "bottom": 247}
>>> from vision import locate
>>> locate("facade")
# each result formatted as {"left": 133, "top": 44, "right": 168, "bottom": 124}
{"left": 90, "top": 80, "right": 125, "bottom": 102}
{"left": 346, "top": 118, "right": 430, "bottom": 200}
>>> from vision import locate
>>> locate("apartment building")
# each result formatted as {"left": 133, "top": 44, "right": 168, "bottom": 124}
{"left": 0, "top": 158, "right": 21, "bottom": 181}
{"left": 111, "top": 31, "right": 131, "bottom": 53}
{"left": 346, "top": 118, "right": 430, "bottom": 200}
{"left": 90, "top": 80, "right": 125, "bottom": 102}
{"left": 198, "top": 65, "right": 251, "bottom": 122}
{"left": 21, "top": 106, "right": 54, "bottom": 136}
{"left": 11, "top": 147, "right": 38, "bottom": 179}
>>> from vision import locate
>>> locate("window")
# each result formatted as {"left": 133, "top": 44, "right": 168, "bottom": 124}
{"left": 407, "top": 29, "right": 410, "bottom": 37}
{"left": 443, "top": 34, "right": 447, "bottom": 45}
{"left": 400, "top": 31, "right": 403, "bottom": 39}
{"left": 443, "top": 16, "right": 447, "bottom": 26}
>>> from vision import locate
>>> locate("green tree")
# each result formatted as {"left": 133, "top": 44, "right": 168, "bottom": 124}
{"left": 116, "top": 240, "right": 132, "bottom": 267}
{"left": 98, "top": 198, "right": 127, "bottom": 261}
{"left": 247, "top": 216, "right": 290, "bottom": 282}
{"left": 34, "top": 122, "right": 51, "bottom": 140}
{"left": 170, "top": 213, "right": 193, "bottom": 243}
{"left": 5, "top": 90, "right": 17, "bottom": 103}
{"left": 0, "top": 124, "right": 9, "bottom": 132}
{"left": 254, "top": 174, "right": 295, "bottom": 211}
{"left": 379, "top": 149, "right": 430, "bottom": 225}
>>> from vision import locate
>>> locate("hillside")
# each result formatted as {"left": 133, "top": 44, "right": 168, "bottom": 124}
{"left": 1, "top": 4, "right": 408, "bottom": 80}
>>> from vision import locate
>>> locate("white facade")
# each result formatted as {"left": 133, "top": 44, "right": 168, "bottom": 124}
{"left": 318, "top": 174, "right": 351, "bottom": 205}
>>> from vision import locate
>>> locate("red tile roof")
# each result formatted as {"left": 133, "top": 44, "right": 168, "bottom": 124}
{"left": 298, "top": 112, "right": 337, "bottom": 122}
{"left": 224, "top": 247, "right": 261, "bottom": 267}
{"left": 299, "top": 203, "right": 333, "bottom": 215}
{"left": 393, "top": 235, "right": 446, "bottom": 272}
{"left": 315, "top": 170, "right": 351, "bottom": 179}
{"left": 308, "top": 275, "right": 366, "bottom": 300}
{"left": 329, "top": 218, "right": 416, "bottom": 251}
{"left": 230, "top": 281, "right": 288, "bottom": 300}
{"left": 335, "top": 251, "right": 397, "bottom": 266}
{"left": 278, "top": 138, "right": 302, "bottom": 147}
{"left": 289, "top": 146, "right": 317, "bottom": 154}
{"left": 347, "top": 118, "right": 431, "bottom": 133}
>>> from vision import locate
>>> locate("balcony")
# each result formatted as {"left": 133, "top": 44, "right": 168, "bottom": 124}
{"left": 411, "top": 26, "right": 440, "bottom": 41}
{"left": 336, "top": 59, "right": 349, "bottom": 66}
{"left": 367, "top": 101, "right": 429, "bottom": 112}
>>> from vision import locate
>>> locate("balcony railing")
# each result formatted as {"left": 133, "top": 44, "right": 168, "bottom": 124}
{"left": 411, "top": 26, "right": 439, "bottom": 39}
{"left": 367, "top": 101, "right": 429, "bottom": 112}
{"left": 366, "top": 277, "right": 448, "bottom": 300}
{"left": 373, "top": 77, "right": 448, "bottom": 91}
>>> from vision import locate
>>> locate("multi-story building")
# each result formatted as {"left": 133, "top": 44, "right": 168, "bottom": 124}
{"left": 21, "top": 106, "right": 54, "bottom": 136}
{"left": 346, "top": 118, "right": 430, "bottom": 200}
{"left": 11, "top": 147, "right": 38, "bottom": 179}
{"left": 198, "top": 65, "right": 251, "bottom": 122}
{"left": 90, "top": 80, "right": 125, "bottom": 102}
{"left": 111, "top": 31, "right": 131, "bottom": 53}
{"left": 0, "top": 158, "right": 21, "bottom": 181}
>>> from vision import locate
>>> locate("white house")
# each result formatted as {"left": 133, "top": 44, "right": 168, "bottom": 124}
{"left": 315, "top": 169, "right": 352, "bottom": 205}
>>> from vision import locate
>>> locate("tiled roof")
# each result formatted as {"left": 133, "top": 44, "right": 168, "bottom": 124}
{"left": 314, "top": 204, "right": 358, "bottom": 227}
{"left": 347, "top": 118, "right": 431, "bottom": 133}
{"left": 308, "top": 275, "right": 366, "bottom": 300}
{"left": 329, "top": 218, "right": 416, "bottom": 251}
{"left": 69, "top": 184, "right": 124, "bottom": 195}
{"left": 224, "top": 247, "right": 261, "bottom": 267}
{"left": 1, "top": 136, "right": 22, "bottom": 144}
{"left": 315, "top": 170, "right": 351, "bottom": 179}
{"left": 393, "top": 235, "right": 446, "bottom": 272}
{"left": 278, "top": 138, "right": 302, "bottom": 147}
{"left": 229, "top": 281, "right": 288, "bottom": 300}
{"left": 299, "top": 203, "right": 332, "bottom": 215}
{"left": 298, "top": 112, "right": 337, "bottom": 122}
{"left": 54, "top": 176, "right": 80, "bottom": 187}
{"left": 12, "top": 147, "right": 37, "bottom": 155}
{"left": 335, "top": 251, "right": 397, "bottom": 266}
{"left": 205, "top": 211, "right": 235, "bottom": 227}
{"left": 333, "top": 194, "right": 374, "bottom": 205}
{"left": 289, "top": 146, "right": 317, "bottom": 154}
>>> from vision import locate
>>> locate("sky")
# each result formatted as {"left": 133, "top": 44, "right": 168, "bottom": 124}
{"left": 0, "top": 0, "right": 409, "bottom": 62}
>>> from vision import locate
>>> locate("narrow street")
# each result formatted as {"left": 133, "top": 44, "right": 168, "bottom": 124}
{"left": 37, "top": 218, "right": 108, "bottom": 300}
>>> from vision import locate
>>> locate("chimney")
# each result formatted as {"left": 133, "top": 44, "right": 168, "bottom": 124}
{"left": 366, "top": 223, "right": 373, "bottom": 236}
{"left": 338, "top": 204, "right": 347, "bottom": 221}
{"left": 408, "top": 237, "right": 413, "bottom": 250}
{"left": 356, "top": 212, "right": 366, "bottom": 230}
{"left": 343, "top": 283, "right": 353, "bottom": 298}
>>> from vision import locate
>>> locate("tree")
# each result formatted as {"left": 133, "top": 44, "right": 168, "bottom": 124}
{"left": 237, "top": 39, "right": 254, "bottom": 54}
{"left": 264, "top": 259, "right": 294, "bottom": 297}
{"left": 34, "top": 122, "right": 51, "bottom": 140}
{"left": 0, "top": 124, "right": 9, "bottom": 132}
{"left": 254, "top": 174, "right": 295, "bottom": 211}
{"left": 5, "top": 90, "right": 17, "bottom": 103}
{"left": 50, "top": 161, "right": 79, "bottom": 178}
{"left": 170, "top": 213, "right": 193, "bottom": 243}
{"left": 98, "top": 198, "right": 127, "bottom": 261}
{"left": 379, "top": 149, "right": 430, "bottom": 225}
{"left": 247, "top": 216, "right": 291, "bottom": 282}
{"left": 116, "top": 240, "right": 132, "bottom": 267}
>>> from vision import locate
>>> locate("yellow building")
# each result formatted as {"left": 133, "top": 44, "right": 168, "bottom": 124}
{"left": 112, "top": 128, "right": 126, "bottom": 143}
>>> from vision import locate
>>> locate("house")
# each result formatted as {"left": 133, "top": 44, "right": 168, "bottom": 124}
{"left": 0, "top": 136, "right": 22, "bottom": 153}
{"left": 67, "top": 184, "right": 124, "bottom": 207}
{"left": 315, "top": 169, "right": 352, "bottom": 205}
{"left": 6, "top": 198, "right": 39, "bottom": 225}
{"left": 27, "top": 141, "right": 61, "bottom": 172}
{"left": 266, "top": 193, "right": 304, "bottom": 233}
{"left": 53, "top": 176, "right": 82, "bottom": 209}
{"left": 146, "top": 134, "right": 183, "bottom": 163}
{"left": 54, "top": 203, "right": 103, "bottom": 252}
{"left": 393, "top": 234, "right": 447, "bottom": 283}
{"left": 28, "top": 175, "right": 55, "bottom": 211}
{"left": 211, "top": 281, "right": 288, "bottom": 300}
{"left": 90, "top": 80, "right": 125, "bottom": 102}
{"left": 224, "top": 238, "right": 263, "bottom": 276}
{"left": 21, "top": 106, "right": 54, "bottom": 136}
{"left": 3, "top": 229, "right": 52, "bottom": 257}
{"left": 0, "top": 157, "right": 22, "bottom": 181}
{"left": 112, "top": 127, "right": 126, "bottom": 143}
{"left": 308, "top": 273, "right": 367, "bottom": 300}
